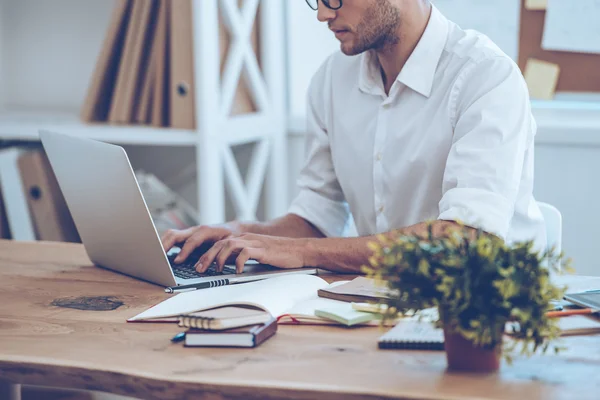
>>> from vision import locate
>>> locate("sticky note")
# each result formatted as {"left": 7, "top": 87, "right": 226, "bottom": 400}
{"left": 525, "top": 0, "right": 548, "bottom": 10}
{"left": 524, "top": 59, "right": 560, "bottom": 100}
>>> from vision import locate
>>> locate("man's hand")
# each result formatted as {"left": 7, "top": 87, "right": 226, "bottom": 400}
{"left": 160, "top": 222, "right": 243, "bottom": 264}
{"left": 196, "top": 233, "right": 308, "bottom": 274}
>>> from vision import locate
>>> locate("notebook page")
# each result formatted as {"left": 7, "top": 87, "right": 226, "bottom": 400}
{"left": 128, "top": 274, "right": 329, "bottom": 321}
{"left": 285, "top": 297, "right": 348, "bottom": 318}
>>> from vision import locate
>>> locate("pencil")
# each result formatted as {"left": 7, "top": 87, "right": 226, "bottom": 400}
{"left": 546, "top": 308, "right": 597, "bottom": 318}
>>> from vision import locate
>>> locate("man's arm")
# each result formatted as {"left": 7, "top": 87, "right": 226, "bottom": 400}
{"left": 301, "top": 220, "right": 471, "bottom": 273}
{"left": 237, "top": 213, "right": 326, "bottom": 239}
{"left": 198, "top": 219, "right": 474, "bottom": 274}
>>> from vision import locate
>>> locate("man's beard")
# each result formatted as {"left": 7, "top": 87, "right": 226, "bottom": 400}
{"left": 344, "top": 2, "right": 401, "bottom": 55}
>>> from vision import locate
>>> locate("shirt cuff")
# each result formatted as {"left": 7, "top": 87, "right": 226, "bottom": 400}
{"left": 288, "top": 189, "right": 349, "bottom": 238}
{"left": 438, "top": 188, "right": 513, "bottom": 240}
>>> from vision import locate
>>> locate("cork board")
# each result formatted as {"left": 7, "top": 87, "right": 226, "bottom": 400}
{"left": 518, "top": 0, "right": 600, "bottom": 92}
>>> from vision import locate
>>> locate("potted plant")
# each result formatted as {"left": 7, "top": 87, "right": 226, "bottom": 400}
{"left": 364, "top": 222, "right": 571, "bottom": 373}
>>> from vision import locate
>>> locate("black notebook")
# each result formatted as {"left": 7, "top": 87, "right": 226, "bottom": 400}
{"left": 378, "top": 321, "right": 445, "bottom": 350}
{"left": 184, "top": 318, "right": 277, "bottom": 348}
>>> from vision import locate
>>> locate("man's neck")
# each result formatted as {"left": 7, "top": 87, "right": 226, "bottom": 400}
{"left": 376, "top": 1, "right": 432, "bottom": 95}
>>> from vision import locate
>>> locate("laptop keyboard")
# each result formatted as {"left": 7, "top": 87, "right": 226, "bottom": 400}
{"left": 168, "top": 255, "right": 236, "bottom": 280}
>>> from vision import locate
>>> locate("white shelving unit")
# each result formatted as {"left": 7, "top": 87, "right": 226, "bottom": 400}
{"left": 0, "top": 0, "right": 288, "bottom": 241}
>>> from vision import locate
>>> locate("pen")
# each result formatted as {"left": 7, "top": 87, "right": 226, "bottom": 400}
{"left": 165, "top": 278, "right": 230, "bottom": 294}
{"left": 171, "top": 332, "right": 186, "bottom": 343}
{"left": 546, "top": 308, "right": 598, "bottom": 318}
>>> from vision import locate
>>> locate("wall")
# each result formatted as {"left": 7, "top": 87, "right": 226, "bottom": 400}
{"left": 286, "top": 0, "right": 338, "bottom": 119}
{"left": 534, "top": 143, "right": 600, "bottom": 276}
{"left": 0, "top": 0, "right": 115, "bottom": 112}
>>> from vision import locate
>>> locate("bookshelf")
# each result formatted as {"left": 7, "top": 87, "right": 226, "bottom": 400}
{"left": 0, "top": 111, "right": 198, "bottom": 145}
{"left": 0, "top": 0, "right": 288, "bottom": 241}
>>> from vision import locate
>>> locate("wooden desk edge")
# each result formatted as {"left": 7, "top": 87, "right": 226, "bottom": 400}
{"left": 0, "top": 359, "right": 451, "bottom": 400}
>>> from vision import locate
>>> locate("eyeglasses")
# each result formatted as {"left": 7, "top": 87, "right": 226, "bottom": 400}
{"left": 305, "top": 0, "right": 343, "bottom": 11}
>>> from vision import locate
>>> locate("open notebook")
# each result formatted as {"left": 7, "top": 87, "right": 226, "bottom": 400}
{"left": 128, "top": 275, "right": 367, "bottom": 325}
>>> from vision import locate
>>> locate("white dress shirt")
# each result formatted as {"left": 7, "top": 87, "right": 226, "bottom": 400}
{"left": 288, "top": 5, "right": 546, "bottom": 247}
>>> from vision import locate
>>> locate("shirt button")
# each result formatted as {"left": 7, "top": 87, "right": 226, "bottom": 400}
{"left": 376, "top": 153, "right": 382, "bottom": 161}
{"left": 379, "top": 205, "right": 385, "bottom": 213}
{"left": 382, "top": 103, "right": 391, "bottom": 109}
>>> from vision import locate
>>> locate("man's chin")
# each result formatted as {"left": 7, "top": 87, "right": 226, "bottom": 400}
{"left": 340, "top": 44, "right": 362, "bottom": 56}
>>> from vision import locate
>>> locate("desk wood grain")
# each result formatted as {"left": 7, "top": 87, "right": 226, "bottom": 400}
{"left": 1, "top": 239, "right": 600, "bottom": 400}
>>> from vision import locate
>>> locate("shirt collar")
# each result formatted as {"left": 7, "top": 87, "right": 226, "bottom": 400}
{"left": 358, "top": 4, "right": 449, "bottom": 98}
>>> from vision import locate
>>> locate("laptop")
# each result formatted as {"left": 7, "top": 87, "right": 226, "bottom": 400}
{"left": 38, "top": 130, "right": 317, "bottom": 290}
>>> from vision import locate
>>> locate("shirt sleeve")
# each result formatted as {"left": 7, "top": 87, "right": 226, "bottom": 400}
{"left": 438, "top": 56, "right": 535, "bottom": 240}
{"left": 288, "top": 57, "right": 350, "bottom": 238}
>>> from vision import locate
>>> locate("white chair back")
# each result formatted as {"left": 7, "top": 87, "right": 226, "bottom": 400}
{"left": 537, "top": 201, "right": 563, "bottom": 257}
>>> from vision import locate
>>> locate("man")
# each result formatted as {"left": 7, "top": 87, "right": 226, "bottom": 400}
{"left": 161, "top": 0, "right": 545, "bottom": 274}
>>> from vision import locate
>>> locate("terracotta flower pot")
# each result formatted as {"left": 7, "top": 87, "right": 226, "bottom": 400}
{"left": 443, "top": 328, "right": 501, "bottom": 373}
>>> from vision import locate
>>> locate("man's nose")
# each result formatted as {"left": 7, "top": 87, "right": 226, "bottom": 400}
{"left": 317, "top": 3, "right": 336, "bottom": 22}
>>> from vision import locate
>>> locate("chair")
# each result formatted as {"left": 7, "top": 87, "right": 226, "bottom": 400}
{"left": 537, "top": 201, "right": 563, "bottom": 257}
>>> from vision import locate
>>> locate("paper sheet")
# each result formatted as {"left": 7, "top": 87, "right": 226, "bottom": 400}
{"left": 525, "top": 0, "right": 548, "bottom": 10}
{"left": 524, "top": 58, "right": 560, "bottom": 100}
{"left": 542, "top": 0, "right": 600, "bottom": 55}
{"left": 432, "top": 0, "right": 521, "bottom": 61}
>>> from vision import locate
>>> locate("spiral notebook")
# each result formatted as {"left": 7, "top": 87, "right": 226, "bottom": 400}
{"left": 178, "top": 306, "right": 272, "bottom": 331}
{"left": 378, "top": 321, "right": 445, "bottom": 350}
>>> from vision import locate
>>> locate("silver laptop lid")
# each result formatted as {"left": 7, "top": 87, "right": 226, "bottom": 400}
{"left": 39, "top": 130, "right": 177, "bottom": 287}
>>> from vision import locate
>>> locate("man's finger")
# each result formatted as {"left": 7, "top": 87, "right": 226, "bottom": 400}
{"left": 217, "top": 240, "right": 263, "bottom": 271}
{"left": 174, "top": 228, "right": 215, "bottom": 263}
{"left": 235, "top": 248, "right": 264, "bottom": 274}
{"left": 215, "top": 239, "right": 246, "bottom": 271}
{"left": 196, "top": 240, "right": 225, "bottom": 273}
{"left": 161, "top": 228, "right": 193, "bottom": 252}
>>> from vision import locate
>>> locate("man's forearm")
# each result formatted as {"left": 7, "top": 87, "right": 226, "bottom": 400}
{"left": 303, "top": 220, "right": 471, "bottom": 273}
{"left": 237, "top": 213, "right": 326, "bottom": 239}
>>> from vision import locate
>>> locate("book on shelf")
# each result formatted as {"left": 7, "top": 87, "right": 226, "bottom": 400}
{"left": 134, "top": 27, "right": 157, "bottom": 124}
{"left": 184, "top": 318, "right": 277, "bottom": 348}
{"left": 128, "top": 274, "right": 379, "bottom": 326}
{"left": 81, "top": 0, "right": 261, "bottom": 128}
{"left": 109, "top": 0, "right": 158, "bottom": 124}
{"left": 80, "top": 0, "right": 132, "bottom": 122}
{"left": 169, "top": 0, "right": 195, "bottom": 129}
{"left": 17, "top": 150, "right": 80, "bottom": 243}
{"left": 151, "top": 0, "right": 169, "bottom": 127}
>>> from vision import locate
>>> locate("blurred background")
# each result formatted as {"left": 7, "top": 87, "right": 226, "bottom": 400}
{"left": 0, "top": 0, "right": 599, "bottom": 277}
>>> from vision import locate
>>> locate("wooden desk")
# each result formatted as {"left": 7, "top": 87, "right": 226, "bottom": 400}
{"left": 1, "top": 240, "right": 600, "bottom": 400}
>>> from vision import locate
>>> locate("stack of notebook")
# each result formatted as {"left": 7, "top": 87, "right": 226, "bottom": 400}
{"left": 178, "top": 305, "right": 276, "bottom": 348}
{"left": 81, "top": 0, "right": 258, "bottom": 129}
